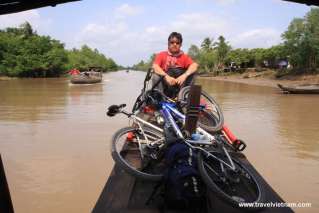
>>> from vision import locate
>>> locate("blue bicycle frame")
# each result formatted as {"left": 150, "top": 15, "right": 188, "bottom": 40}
{"left": 160, "top": 102, "right": 185, "bottom": 139}
{"left": 159, "top": 102, "right": 216, "bottom": 146}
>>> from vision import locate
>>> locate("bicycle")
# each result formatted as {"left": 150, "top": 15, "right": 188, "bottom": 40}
{"left": 107, "top": 86, "right": 265, "bottom": 208}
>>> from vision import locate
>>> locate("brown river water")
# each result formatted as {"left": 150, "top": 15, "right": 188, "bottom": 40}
{"left": 0, "top": 71, "right": 318, "bottom": 212}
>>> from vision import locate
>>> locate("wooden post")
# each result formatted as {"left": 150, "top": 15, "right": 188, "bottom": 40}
{"left": 0, "top": 154, "right": 14, "bottom": 213}
{"left": 184, "top": 85, "right": 201, "bottom": 136}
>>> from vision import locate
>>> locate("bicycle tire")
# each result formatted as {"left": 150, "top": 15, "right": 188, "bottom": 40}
{"left": 198, "top": 151, "right": 265, "bottom": 210}
{"left": 178, "top": 86, "right": 224, "bottom": 132}
{"left": 111, "top": 126, "right": 165, "bottom": 181}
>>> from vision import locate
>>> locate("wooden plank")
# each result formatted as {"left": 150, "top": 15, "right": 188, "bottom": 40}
{"left": 184, "top": 85, "right": 201, "bottom": 135}
{"left": 92, "top": 164, "right": 136, "bottom": 213}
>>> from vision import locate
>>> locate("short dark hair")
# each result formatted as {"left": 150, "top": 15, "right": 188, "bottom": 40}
{"left": 168, "top": 32, "right": 183, "bottom": 44}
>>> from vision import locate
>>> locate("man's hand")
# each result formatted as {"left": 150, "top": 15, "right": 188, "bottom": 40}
{"left": 176, "top": 73, "right": 188, "bottom": 86}
{"left": 164, "top": 75, "right": 177, "bottom": 86}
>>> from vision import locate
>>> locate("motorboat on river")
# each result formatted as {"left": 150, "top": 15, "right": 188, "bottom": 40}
{"left": 70, "top": 69, "right": 102, "bottom": 84}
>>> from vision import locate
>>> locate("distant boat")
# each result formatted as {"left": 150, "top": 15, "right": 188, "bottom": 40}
{"left": 70, "top": 71, "right": 102, "bottom": 84}
{"left": 277, "top": 83, "right": 319, "bottom": 94}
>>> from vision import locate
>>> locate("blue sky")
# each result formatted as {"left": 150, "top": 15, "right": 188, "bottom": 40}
{"left": 0, "top": 0, "right": 312, "bottom": 66}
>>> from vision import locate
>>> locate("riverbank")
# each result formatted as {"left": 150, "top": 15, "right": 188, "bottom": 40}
{"left": 198, "top": 70, "right": 319, "bottom": 88}
{"left": 0, "top": 76, "right": 18, "bottom": 80}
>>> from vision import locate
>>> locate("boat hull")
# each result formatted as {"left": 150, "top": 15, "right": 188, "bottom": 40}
{"left": 278, "top": 84, "right": 319, "bottom": 94}
{"left": 71, "top": 77, "right": 102, "bottom": 84}
{"left": 70, "top": 71, "right": 102, "bottom": 84}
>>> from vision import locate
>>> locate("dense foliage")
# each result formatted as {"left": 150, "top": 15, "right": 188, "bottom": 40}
{"left": 0, "top": 22, "right": 68, "bottom": 77}
{"left": 66, "top": 45, "right": 118, "bottom": 72}
{"left": 0, "top": 22, "right": 119, "bottom": 77}
{"left": 132, "top": 54, "right": 155, "bottom": 71}
{"left": 282, "top": 8, "right": 319, "bottom": 73}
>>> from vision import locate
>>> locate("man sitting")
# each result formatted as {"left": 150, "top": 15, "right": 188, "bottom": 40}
{"left": 152, "top": 32, "right": 198, "bottom": 98}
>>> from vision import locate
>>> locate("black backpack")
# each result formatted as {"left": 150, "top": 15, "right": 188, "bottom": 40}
{"left": 162, "top": 141, "right": 206, "bottom": 210}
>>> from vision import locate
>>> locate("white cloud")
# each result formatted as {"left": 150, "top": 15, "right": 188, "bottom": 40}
{"left": 231, "top": 28, "right": 282, "bottom": 48}
{"left": 182, "top": 0, "right": 238, "bottom": 5}
{"left": 114, "top": 4, "right": 143, "bottom": 18}
{"left": 170, "top": 13, "right": 230, "bottom": 45}
{"left": 214, "top": 0, "right": 237, "bottom": 5}
{"left": 66, "top": 11, "right": 282, "bottom": 66}
{"left": 271, "top": 0, "right": 292, "bottom": 5}
{"left": 71, "top": 21, "right": 128, "bottom": 50}
{"left": 0, "top": 10, "right": 51, "bottom": 32}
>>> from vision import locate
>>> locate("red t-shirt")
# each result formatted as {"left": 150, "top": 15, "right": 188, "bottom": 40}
{"left": 153, "top": 51, "right": 193, "bottom": 72}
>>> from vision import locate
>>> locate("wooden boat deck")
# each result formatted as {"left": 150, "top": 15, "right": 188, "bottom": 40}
{"left": 93, "top": 154, "right": 294, "bottom": 213}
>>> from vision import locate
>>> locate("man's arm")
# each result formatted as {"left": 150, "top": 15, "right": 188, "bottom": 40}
{"left": 176, "top": 62, "right": 198, "bottom": 85}
{"left": 185, "top": 62, "right": 198, "bottom": 77}
{"left": 152, "top": 63, "right": 177, "bottom": 86}
{"left": 152, "top": 63, "right": 167, "bottom": 77}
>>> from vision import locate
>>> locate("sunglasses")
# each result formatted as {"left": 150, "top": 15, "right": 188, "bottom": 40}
{"left": 169, "top": 41, "right": 181, "bottom": 45}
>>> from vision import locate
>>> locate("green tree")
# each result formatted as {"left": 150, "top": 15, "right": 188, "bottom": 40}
{"left": 250, "top": 48, "right": 266, "bottom": 67}
{"left": 188, "top": 44, "right": 200, "bottom": 61}
{"left": 305, "top": 8, "right": 319, "bottom": 70}
{"left": 20, "top": 22, "right": 34, "bottom": 37}
{"left": 66, "top": 45, "right": 118, "bottom": 72}
{"left": 214, "top": 35, "right": 231, "bottom": 68}
{"left": 263, "top": 45, "right": 286, "bottom": 68}
{"left": 132, "top": 54, "right": 156, "bottom": 71}
{"left": 201, "top": 37, "right": 213, "bottom": 51}
{"left": 0, "top": 24, "right": 68, "bottom": 77}
{"left": 0, "top": 23, "right": 119, "bottom": 77}
{"left": 198, "top": 50, "right": 216, "bottom": 72}
{"left": 226, "top": 48, "right": 250, "bottom": 68}
{"left": 282, "top": 8, "right": 319, "bottom": 72}
{"left": 198, "top": 38, "right": 216, "bottom": 72}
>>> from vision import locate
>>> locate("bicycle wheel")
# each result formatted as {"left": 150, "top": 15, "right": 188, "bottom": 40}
{"left": 111, "top": 126, "right": 165, "bottom": 181}
{"left": 178, "top": 86, "right": 224, "bottom": 132}
{"left": 198, "top": 151, "right": 265, "bottom": 209}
